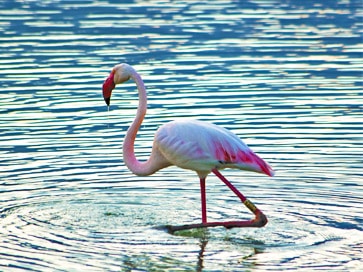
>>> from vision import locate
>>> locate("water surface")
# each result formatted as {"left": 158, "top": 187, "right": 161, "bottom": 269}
{"left": 0, "top": 0, "right": 362, "bottom": 271}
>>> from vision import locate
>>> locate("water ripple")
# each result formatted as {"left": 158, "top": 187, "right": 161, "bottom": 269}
{"left": 0, "top": 0, "right": 362, "bottom": 271}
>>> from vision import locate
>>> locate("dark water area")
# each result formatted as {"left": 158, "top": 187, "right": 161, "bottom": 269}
{"left": 0, "top": 0, "right": 362, "bottom": 271}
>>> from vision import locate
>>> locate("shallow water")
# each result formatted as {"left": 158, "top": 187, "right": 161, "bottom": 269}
{"left": 1, "top": 0, "right": 362, "bottom": 271}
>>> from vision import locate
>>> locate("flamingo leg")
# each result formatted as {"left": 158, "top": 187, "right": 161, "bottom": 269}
{"left": 165, "top": 170, "right": 268, "bottom": 233}
{"left": 211, "top": 168, "right": 268, "bottom": 227}
{"left": 200, "top": 178, "right": 207, "bottom": 224}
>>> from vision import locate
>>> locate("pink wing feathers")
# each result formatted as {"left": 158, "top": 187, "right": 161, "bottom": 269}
{"left": 155, "top": 119, "right": 274, "bottom": 177}
{"left": 215, "top": 143, "right": 274, "bottom": 177}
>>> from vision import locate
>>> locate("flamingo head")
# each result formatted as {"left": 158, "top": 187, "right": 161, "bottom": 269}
{"left": 102, "top": 63, "right": 133, "bottom": 106}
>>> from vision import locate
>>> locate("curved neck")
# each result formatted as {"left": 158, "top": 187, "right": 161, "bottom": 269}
{"left": 122, "top": 71, "right": 163, "bottom": 176}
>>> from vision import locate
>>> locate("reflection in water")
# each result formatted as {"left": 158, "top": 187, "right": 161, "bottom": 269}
{"left": 197, "top": 237, "right": 208, "bottom": 272}
{"left": 0, "top": 0, "right": 362, "bottom": 271}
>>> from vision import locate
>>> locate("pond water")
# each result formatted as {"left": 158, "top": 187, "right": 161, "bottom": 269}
{"left": 0, "top": 0, "right": 362, "bottom": 271}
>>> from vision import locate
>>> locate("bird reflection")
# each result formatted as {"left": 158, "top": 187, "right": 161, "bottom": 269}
{"left": 195, "top": 232, "right": 264, "bottom": 270}
{"left": 196, "top": 235, "right": 208, "bottom": 272}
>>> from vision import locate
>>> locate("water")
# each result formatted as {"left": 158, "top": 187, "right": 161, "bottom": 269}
{"left": 1, "top": 0, "right": 362, "bottom": 271}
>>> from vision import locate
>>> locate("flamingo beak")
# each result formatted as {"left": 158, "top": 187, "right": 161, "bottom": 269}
{"left": 102, "top": 71, "right": 115, "bottom": 106}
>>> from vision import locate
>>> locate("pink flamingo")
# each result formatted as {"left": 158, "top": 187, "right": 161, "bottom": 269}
{"left": 102, "top": 63, "right": 274, "bottom": 232}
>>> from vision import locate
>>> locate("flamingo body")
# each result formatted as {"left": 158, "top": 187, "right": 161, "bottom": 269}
{"left": 155, "top": 119, "right": 274, "bottom": 178}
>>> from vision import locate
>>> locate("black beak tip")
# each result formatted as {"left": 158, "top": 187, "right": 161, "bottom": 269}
{"left": 104, "top": 97, "right": 110, "bottom": 106}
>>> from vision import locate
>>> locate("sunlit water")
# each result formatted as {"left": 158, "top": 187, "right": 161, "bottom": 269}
{"left": 1, "top": 0, "right": 362, "bottom": 271}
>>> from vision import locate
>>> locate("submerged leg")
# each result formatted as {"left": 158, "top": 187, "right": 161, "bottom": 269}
{"left": 200, "top": 177, "right": 207, "bottom": 224}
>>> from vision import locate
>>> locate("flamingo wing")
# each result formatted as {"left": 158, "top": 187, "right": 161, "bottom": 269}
{"left": 154, "top": 120, "right": 274, "bottom": 177}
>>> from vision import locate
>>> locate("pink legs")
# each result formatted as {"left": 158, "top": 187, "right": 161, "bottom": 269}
{"left": 166, "top": 169, "right": 267, "bottom": 233}
{"left": 201, "top": 169, "right": 268, "bottom": 227}
{"left": 209, "top": 168, "right": 268, "bottom": 227}
{"left": 200, "top": 178, "right": 207, "bottom": 224}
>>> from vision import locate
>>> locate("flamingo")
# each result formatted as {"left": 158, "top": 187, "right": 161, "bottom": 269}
{"left": 102, "top": 63, "right": 274, "bottom": 232}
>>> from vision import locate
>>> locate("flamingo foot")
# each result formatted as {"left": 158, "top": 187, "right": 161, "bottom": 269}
{"left": 165, "top": 210, "right": 268, "bottom": 234}
{"left": 222, "top": 209, "right": 268, "bottom": 229}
